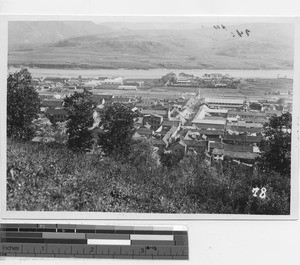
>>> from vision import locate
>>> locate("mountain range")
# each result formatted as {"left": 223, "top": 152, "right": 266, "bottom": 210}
{"left": 8, "top": 21, "right": 294, "bottom": 70}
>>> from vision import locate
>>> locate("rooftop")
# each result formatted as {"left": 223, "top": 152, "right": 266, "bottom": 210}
{"left": 212, "top": 149, "right": 259, "bottom": 160}
{"left": 205, "top": 98, "right": 244, "bottom": 104}
{"left": 45, "top": 108, "right": 68, "bottom": 115}
{"left": 192, "top": 119, "right": 226, "bottom": 125}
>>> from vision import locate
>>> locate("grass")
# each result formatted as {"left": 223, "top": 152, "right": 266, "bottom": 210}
{"left": 6, "top": 138, "right": 290, "bottom": 214}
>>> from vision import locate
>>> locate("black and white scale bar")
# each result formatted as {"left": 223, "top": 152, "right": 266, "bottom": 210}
{"left": 0, "top": 243, "right": 188, "bottom": 259}
{"left": 0, "top": 224, "right": 188, "bottom": 260}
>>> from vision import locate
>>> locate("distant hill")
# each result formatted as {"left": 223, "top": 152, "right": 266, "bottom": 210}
{"left": 8, "top": 22, "right": 294, "bottom": 70}
{"left": 8, "top": 21, "right": 111, "bottom": 46}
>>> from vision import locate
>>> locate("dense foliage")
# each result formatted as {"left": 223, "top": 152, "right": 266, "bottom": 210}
{"left": 7, "top": 69, "right": 41, "bottom": 141}
{"left": 7, "top": 139, "right": 290, "bottom": 214}
{"left": 63, "top": 90, "right": 96, "bottom": 152}
{"left": 258, "top": 112, "right": 291, "bottom": 176}
{"left": 98, "top": 103, "right": 138, "bottom": 158}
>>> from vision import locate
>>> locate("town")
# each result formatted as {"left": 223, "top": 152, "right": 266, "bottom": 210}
{"left": 32, "top": 71, "right": 293, "bottom": 167}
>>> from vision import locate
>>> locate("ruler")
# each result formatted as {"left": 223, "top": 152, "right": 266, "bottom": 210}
{"left": 0, "top": 223, "right": 188, "bottom": 260}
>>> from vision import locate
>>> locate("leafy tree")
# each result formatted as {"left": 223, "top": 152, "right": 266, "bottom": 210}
{"left": 98, "top": 103, "right": 138, "bottom": 158}
{"left": 63, "top": 90, "right": 95, "bottom": 152}
{"left": 7, "top": 69, "right": 41, "bottom": 141}
{"left": 160, "top": 152, "right": 181, "bottom": 169}
{"left": 127, "top": 139, "right": 159, "bottom": 168}
{"left": 258, "top": 112, "right": 291, "bottom": 175}
{"left": 160, "top": 72, "right": 177, "bottom": 85}
{"left": 249, "top": 102, "right": 262, "bottom": 111}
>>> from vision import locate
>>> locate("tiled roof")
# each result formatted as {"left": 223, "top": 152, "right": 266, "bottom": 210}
{"left": 223, "top": 144, "right": 253, "bottom": 153}
{"left": 212, "top": 148, "right": 259, "bottom": 159}
{"left": 41, "top": 100, "right": 63, "bottom": 107}
{"left": 226, "top": 126, "right": 262, "bottom": 134}
{"left": 183, "top": 140, "right": 207, "bottom": 147}
{"left": 45, "top": 108, "right": 68, "bottom": 115}
{"left": 223, "top": 134, "right": 261, "bottom": 142}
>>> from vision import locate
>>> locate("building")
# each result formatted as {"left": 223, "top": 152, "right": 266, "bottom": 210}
{"left": 223, "top": 134, "right": 261, "bottom": 146}
{"left": 133, "top": 126, "right": 153, "bottom": 139}
{"left": 227, "top": 110, "right": 267, "bottom": 119}
{"left": 205, "top": 98, "right": 244, "bottom": 109}
{"left": 41, "top": 100, "right": 63, "bottom": 109}
{"left": 183, "top": 140, "right": 208, "bottom": 155}
{"left": 192, "top": 118, "right": 226, "bottom": 130}
{"left": 212, "top": 147, "right": 259, "bottom": 164}
{"left": 168, "top": 140, "right": 187, "bottom": 158}
{"left": 117, "top": 85, "right": 137, "bottom": 90}
{"left": 143, "top": 114, "right": 163, "bottom": 131}
{"left": 191, "top": 106, "right": 227, "bottom": 130}
{"left": 45, "top": 108, "right": 68, "bottom": 122}
{"left": 82, "top": 80, "right": 101, "bottom": 90}
{"left": 177, "top": 73, "right": 194, "bottom": 84}
{"left": 140, "top": 108, "right": 169, "bottom": 118}
{"left": 102, "top": 77, "right": 124, "bottom": 85}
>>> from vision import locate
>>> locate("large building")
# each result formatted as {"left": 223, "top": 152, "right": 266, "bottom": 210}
{"left": 191, "top": 106, "right": 227, "bottom": 130}
{"left": 205, "top": 98, "right": 244, "bottom": 109}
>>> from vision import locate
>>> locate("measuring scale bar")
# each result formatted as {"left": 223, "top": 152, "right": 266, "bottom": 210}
{"left": 0, "top": 224, "right": 188, "bottom": 260}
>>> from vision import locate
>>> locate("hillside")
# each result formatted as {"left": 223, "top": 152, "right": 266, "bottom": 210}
{"left": 8, "top": 22, "right": 294, "bottom": 70}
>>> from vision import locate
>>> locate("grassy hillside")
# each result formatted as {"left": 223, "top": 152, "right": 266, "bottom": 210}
{"left": 8, "top": 22, "right": 294, "bottom": 70}
{"left": 7, "top": 139, "right": 290, "bottom": 214}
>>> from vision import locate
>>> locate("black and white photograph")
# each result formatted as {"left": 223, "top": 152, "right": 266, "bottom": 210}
{"left": 4, "top": 17, "right": 297, "bottom": 216}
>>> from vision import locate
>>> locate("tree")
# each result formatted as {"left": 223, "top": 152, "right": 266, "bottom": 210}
{"left": 63, "top": 90, "right": 95, "bottom": 152}
{"left": 160, "top": 152, "right": 181, "bottom": 169}
{"left": 258, "top": 112, "right": 292, "bottom": 176}
{"left": 7, "top": 69, "right": 41, "bottom": 141}
{"left": 98, "top": 103, "right": 137, "bottom": 158}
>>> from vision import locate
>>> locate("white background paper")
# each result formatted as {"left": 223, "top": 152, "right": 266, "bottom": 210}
{"left": 1, "top": 0, "right": 300, "bottom": 264}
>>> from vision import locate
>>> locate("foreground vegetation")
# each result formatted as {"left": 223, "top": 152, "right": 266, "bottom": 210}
{"left": 7, "top": 139, "right": 290, "bottom": 214}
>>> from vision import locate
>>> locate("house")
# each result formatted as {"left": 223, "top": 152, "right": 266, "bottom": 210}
{"left": 192, "top": 118, "right": 226, "bottom": 130}
{"left": 151, "top": 138, "right": 166, "bottom": 155}
{"left": 123, "top": 80, "right": 144, "bottom": 87}
{"left": 212, "top": 147, "right": 259, "bottom": 164}
{"left": 225, "top": 125, "right": 262, "bottom": 135}
{"left": 82, "top": 80, "right": 101, "bottom": 90}
{"left": 162, "top": 119, "right": 181, "bottom": 128}
{"left": 208, "top": 141, "right": 223, "bottom": 153}
{"left": 168, "top": 140, "right": 187, "bottom": 158}
{"left": 45, "top": 108, "right": 68, "bottom": 122}
{"left": 102, "top": 77, "right": 124, "bottom": 85}
{"left": 177, "top": 73, "right": 194, "bottom": 84}
{"left": 143, "top": 114, "right": 163, "bottom": 131}
{"left": 117, "top": 85, "right": 137, "bottom": 90}
{"left": 223, "top": 134, "right": 261, "bottom": 146}
{"left": 140, "top": 108, "right": 169, "bottom": 118}
{"left": 183, "top": 140, "right": 208, "bottom": 155}
{"left": 134, "top": 126, "right": 153, "bottom": 139}
{"left": 159, "top": 126, "right": 180, "bottom": 148}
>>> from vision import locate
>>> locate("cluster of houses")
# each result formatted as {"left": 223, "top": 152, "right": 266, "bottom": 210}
{"left": 32, "top": 76, "right": 144, "bottom": 92}
{"left": 130, "top": 97, "right": 287, "bottom": 167}
{"left": 34, "top": 70, "right": 291, "bottom": 167}
{"left": 37, "top": 90, "right": 289, "bottom": 167}
{"left": 167, "top": 72, "right": 240, "bottom": 89}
